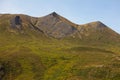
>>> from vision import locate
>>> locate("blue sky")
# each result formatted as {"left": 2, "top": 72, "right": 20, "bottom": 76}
{"left": 0, "top": 0, "right": 120, "bottom": 34}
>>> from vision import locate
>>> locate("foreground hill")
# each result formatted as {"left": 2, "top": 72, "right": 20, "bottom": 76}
{"left": 0, "top": 12, "right": 120, "bottom": 80}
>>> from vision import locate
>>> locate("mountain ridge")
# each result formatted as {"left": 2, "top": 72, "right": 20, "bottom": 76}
{"left": 0, "top": 12, "right": 120, "bottom": 80}
{"left": 0, "top": 12, "right": 120, "bottom": 41}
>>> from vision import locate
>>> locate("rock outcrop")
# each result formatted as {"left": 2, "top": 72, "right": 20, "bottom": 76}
{"left": 10, "top": 16, "right": 22, "bottom": 30}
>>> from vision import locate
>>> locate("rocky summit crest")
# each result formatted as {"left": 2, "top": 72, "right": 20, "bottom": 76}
{"left": 0, "top": 12, "right": 119, "bottom": 41}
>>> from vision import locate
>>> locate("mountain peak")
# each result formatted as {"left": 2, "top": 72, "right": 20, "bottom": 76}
{"left": 0, "top": 12, "right": 119, "bottom": 40}
{"left": 84, "top": 21, "right": 107, "bottom": 28}
{"left": 35, "top": 12, "right": 77, "bottom": 38}
{"left": 94, "top": 21, "right": 102, "bottom": 23}
{"left": 94, "top": 21, "right": 106, "bottom": 26}
{"left": 90, "top": 21, "right": 104, "bottom": 24}
{"left": 50, "top": 12, "right": 59, "bottom": 17}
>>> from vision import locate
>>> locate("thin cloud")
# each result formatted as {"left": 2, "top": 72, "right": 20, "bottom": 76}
{"left": 0, "top": 0, "right": 23, "bottom": 14}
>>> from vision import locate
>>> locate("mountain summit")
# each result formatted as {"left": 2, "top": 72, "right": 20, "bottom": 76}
{"left": 35, "top": 12, "right": 77, "bottom": 38}
{"left": 0, "top": 12, "right": 119, "bottom": 41}
{"left": 50, "top": 12, "right": 59, "bottom": 17}
{"left": 0, "top": 12, "right": 120, "bottom": 80}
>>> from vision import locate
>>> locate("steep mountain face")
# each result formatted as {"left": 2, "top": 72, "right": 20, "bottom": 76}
{"left": 35, "top": 12, "right": 77, "bottom": 38}
{"left": 0, "top": 12, "right": 120, "bottom": 80}
{"left": 0, "top": 12, "right": 120, "bottom": 41}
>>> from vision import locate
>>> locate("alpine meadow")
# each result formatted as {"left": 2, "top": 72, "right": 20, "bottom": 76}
{"left": 0, "top": 12, "right": 120, "bottom": 80}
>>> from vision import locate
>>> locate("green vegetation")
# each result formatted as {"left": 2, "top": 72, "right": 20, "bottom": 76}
{"left": 0, "top": 34, "right": 119, "bottom": 80}
{"left": 0, "top": 13, "right": 120, "bottom": 80}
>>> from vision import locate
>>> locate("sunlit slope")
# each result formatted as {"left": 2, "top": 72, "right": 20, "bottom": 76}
{"left": 0, "top": 13, "right": 120, "bottom": 80}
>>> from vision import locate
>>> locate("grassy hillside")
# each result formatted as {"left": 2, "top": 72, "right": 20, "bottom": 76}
{"left": 0, "top": 34, "right": 120, "bottom": 80}
{"left": 0, "top": 13, "right": 120, "bottom": 80}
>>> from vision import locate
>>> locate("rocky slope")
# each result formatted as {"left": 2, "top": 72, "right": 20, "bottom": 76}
{"left": 0, "top": 12, "right": 120, "bottom": 80}
{"left": 0, "top": 12, "right": 119, "bottom": 40}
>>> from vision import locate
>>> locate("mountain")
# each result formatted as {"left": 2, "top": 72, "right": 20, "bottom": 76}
{"left": 0, "top": 12, "right": 120, "bottom": 80}
{"left": 0, "top": 12, "right": 119, "bottom": 40}
{"left": 76, "top": 21, "right": 120, "bottom": 42}
{"left": 35, "top": 12, "right": 78, "bottom": 38}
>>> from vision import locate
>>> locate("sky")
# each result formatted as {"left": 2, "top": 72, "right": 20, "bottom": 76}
{"left": 0, "top": 0, "right": 120, "bottom": 34}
